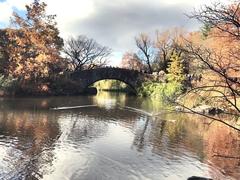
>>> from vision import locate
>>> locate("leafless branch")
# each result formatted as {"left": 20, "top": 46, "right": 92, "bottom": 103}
{"left": 135, "top": 33, "right": 154, "bottom": 73}
{"left": 189, "top": 2, "right": 240, "bottom": 39}
{"left": 63, "top": 35, "right": 111, "bottom": 71}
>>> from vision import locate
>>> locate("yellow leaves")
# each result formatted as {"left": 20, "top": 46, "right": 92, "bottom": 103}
{"left": 36, "top": 53, "right": 48, "bottom": 63}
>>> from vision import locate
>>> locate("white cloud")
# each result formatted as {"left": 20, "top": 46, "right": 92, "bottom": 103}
{"left": 0, "top": 0, "right": 232, "bottom": 65}
{"left": 0, "top": 2, "right": 12, "bottom": 24}
{"left": 0, "top": 0, "right": 31, "bottom": 25}
{"left": 44, "top": 0, "right": 94, "bottom": 37}
{"left": 0, "top": 0, "right": 230, "bottom": 35}
{"left": 0, "top": 0, "right": 232, "bottom": 29}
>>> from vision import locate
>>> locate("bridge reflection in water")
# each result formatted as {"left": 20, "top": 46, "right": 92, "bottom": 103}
{"left": 0, "top": 92, "right": 239, "bottom": 179}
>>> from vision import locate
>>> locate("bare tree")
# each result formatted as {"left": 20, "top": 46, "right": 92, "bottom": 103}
{"left": 135, "top": 33, "right": 154, "bottom": 73}
{"left": 63, "top": 35, "right": 111, "bottom": 71}
{"left": 189, "top": 1, "right": 240, "bottom": 39}
{"left": 154, "top": 30, "right": 172, "bottom": 72}
{"left": 154, "top": 29, "right": 186, "bottom": 72}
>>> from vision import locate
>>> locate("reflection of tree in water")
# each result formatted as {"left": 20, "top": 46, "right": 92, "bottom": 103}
{"left": 131, "top": 112, "right": 240, "bottom": 178}
{"left": 66, "top": 113, "right": 109, "bottom": 143}
{"left": 131, "top": 113, "right": 189, "bottom": 154}
{"left": 202, "top": 118, "right": 240, "bottom": 179}
{"left": 69, "top": 106, "right": 140, "bottom": 126}
{"left": 144, "top": 113, "right": 209, "bottom": 160}
{"left": 1, "top": 96, "right": 239, "bottom": 179}
{"left": 131, "top": 116, "right": 150, "bottom": 151}
{"left": 55, "top": 105, "right": 240, "bottom": 179}
{"left": 0, "top": 96, "right": 95, "bottom": 111}
{"left": 0, "top": 109, "right": 60, "bottom": 179}
{"left": 127, "top": 112, "right": 200, "bottom": 155}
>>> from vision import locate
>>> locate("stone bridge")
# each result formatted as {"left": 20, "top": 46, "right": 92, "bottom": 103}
{"left": 71, "top": 67, "right": 153, "bottom": 92}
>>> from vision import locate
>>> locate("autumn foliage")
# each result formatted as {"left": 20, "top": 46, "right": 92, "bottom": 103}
{"left": 120, "top": 52, "right": 144, "bottom": 71}
{"left": 124, "top": 1, "right": 240, "bottom": 127}
{"left": 2, "top": 0, "right": 63, "bottom": 81}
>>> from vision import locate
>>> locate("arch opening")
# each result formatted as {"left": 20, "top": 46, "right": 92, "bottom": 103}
{"left": 89, "top": 79, "right": 137, "bottom": 95}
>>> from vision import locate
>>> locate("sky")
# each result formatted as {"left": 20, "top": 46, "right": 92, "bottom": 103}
{"left": 0, "top": 0, "right": 230, "bottom": 65}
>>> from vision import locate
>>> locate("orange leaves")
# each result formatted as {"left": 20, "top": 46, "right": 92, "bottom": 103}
{"left": 3, "top": 0, "right": 63, "bottom": 81}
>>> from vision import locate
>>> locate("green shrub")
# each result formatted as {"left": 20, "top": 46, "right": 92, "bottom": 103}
{"left": 138, "top": 81, "right": 183, "bottom": 102}
{"left": 137, "top": 52, "right": 187, "bottom": 102}
{"left": 0, "top": 75, "right": 19, "bottom": 92}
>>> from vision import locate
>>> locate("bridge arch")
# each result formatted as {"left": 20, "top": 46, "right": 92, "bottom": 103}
{"left": 71, "top": 67, "right": 147, "bottom": 93}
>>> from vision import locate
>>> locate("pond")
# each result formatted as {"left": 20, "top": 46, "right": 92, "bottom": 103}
{"left": 0, "top": 92, "right": 239, "bottom": 179}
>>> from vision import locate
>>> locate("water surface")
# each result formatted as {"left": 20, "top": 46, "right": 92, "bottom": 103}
{"left": 0, "top": 92, "right": 239, "bottom": 179}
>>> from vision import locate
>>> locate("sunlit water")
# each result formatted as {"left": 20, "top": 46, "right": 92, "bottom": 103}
{"left": 0, "top": 92, "right": 239, "bottom": 180}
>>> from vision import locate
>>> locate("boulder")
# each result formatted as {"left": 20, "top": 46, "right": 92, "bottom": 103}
{"left": 175, "top": 106, "right": 184, "bottom": 111}
{"left": 192, "top": 105, "right": 223, "bottom": 115}
{"left": 158, "top": 70, "right": 166, "bottom": 76}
